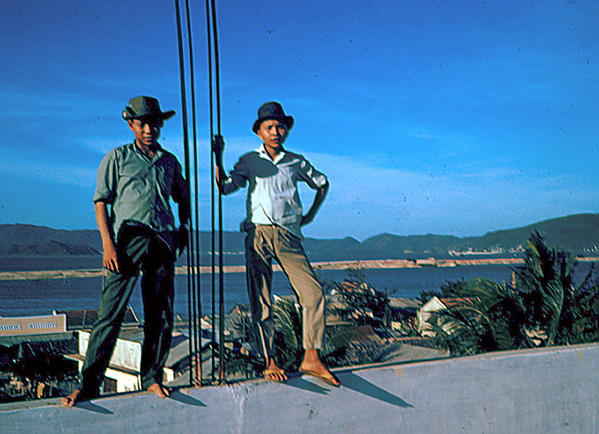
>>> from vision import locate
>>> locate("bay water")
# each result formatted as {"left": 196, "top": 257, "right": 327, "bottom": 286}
{"left": 0, "top": 255, "right": 523, "bottom": 319}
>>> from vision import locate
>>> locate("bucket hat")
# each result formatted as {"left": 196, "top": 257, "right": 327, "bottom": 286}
{"left": 252, "top": 102, "right": 294, "bottom": 133}
{"left": 122, "top": 96, "right": 175, "bottom": 121}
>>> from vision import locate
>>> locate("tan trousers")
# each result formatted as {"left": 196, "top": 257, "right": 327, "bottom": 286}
{"left": 245, "top": 225, "right": 325, "bottom": 361}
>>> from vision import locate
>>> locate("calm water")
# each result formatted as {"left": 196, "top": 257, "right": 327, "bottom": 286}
{"left": 0, "top": 255, "right": 523, "bottom": 318}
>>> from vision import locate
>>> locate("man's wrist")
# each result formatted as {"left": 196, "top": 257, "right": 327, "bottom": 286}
{"left": 102, "top": 240, "right": 116, "bottom": 249}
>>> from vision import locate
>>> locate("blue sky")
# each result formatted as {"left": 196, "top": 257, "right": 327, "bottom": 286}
{"left": 1, "top": 0, "right": 597, "bottom": 241}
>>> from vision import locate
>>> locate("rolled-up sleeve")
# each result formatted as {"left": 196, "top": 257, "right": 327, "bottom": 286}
{"left": 171, "top": 160, "right": 189, "bottom": 204}
{"left": 93, "top": 150, "right": 118, "bottom": 204}
{"left": 298, "top": 158, "right": 327, "bottom": 189}
{"left": 221, "top": 158, "right": 248, "bottom": 195}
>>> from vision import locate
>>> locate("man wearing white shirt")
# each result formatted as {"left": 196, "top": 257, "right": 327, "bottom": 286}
{"left": 213, "top": 102, "right": 339, "bottom": 387}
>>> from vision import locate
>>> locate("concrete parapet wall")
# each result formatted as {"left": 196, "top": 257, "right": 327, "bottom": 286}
{"left": 2, "top": 343, "right": 598, "bottom": 433}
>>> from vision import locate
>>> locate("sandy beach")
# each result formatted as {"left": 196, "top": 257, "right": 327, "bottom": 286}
{"left": 1, "top": 257, "right": 597, "bottom": 281}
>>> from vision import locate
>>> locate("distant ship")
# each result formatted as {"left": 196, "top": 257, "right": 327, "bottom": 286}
{"left": 448, "top": 247, "right": 505, "bottom": 257}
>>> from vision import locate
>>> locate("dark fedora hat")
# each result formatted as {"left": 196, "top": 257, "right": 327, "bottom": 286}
{"left": 122, "top": 96, "right": 176, "bottom": 121}
{"left": 252, "top": 102, "right": 294, "bottom": 133}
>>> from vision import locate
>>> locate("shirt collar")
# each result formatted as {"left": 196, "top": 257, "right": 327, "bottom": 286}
{"left": 257, "top": 144, "right": 285, "bottom": 164}
{"left": 131, "top": 142, "right": 164, "bottom": 162}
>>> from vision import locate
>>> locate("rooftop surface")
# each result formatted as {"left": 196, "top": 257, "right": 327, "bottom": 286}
{"left": 2, "top": 343, "right": 598, "bottom": 433}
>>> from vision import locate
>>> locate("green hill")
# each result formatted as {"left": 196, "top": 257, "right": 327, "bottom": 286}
{"left": 469, "top": 214, "right": 599, "bottom": 253}
{"left": 0, "top": 214, "right": 597, "bottom": 257}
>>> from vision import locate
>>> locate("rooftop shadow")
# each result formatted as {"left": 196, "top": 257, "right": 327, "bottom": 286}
{"left": 168, "top": 390, "right": 207, "bottom": 407}
{"left": 73, "top": 400, "right": 114, "bottom": 414}
{"left": 282, "top": 376, "right": 331, "bottom": 395}
{"left": 337, "top": 372, "right": 413, "bottom": 408}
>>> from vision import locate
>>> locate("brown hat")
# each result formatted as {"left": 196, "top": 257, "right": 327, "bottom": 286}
{"left": 252, "top": 102, "right": 294, "bottom": 133}
{"left": 122, "top": 96, "right": 175, "bottom": 121}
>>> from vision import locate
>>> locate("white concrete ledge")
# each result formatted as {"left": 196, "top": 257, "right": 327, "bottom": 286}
{"left": 2, "top": 343, "right": 598, "bottom": 433}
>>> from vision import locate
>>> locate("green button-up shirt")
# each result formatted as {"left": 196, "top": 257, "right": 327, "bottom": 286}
{"left": 93, "top": 143, "right": 188, "bottom": 239}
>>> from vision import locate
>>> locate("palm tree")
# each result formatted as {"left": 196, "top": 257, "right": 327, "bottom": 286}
{"left": 515, "top": 231, "right": 598, "bottom": 346}
{"left": 429, "top": 277, "right": 531, "bottom": 355}
{"left": 430, "top": 232, "right": 599, "bottom": 356}
{"left": 222, "top": 296, "right": 305, "bottom": 377}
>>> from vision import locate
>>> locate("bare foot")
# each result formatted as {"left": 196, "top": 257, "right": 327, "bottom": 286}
{"left": 61, "top": 390, "right": 82, "bottom": 408}
{"left": 147, "top": 383, "right": 171, "bottom": 398}
{"left": 299, "top": 349, "right": 340, "bottom": 387}
{"left": 263, "top": 358, "right": 288, "bottom": 382}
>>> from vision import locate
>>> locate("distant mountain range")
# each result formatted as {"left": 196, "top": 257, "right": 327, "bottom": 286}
{"left": 0, "top": 213, "right": 597, "bottom": 257}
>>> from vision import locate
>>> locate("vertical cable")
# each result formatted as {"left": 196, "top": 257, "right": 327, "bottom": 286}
{"left": 184, "top": 0, "right": 202, "bottom": 386}
{"left": 178, "top": 0, "right": 224, "bottom": 386}
{"left": 174, "top": 0, "right": 199, "bottom": 387}
{"left": 209, "top": 0, "right": 226, "bottom": 385}
{"left": 204, "top": 0, "right": 217, "bottom": 384}
{"left": 173, "top": 0, "right": 192, "bottom": 385}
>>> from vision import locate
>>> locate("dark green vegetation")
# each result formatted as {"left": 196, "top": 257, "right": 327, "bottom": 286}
{"left": 1, "top": 340, "right": 79, "bottom": 402}
{"left": 1, "top": 213, "right": 598, "bottom": 256}
{"left": 226, "top": 230, "right": 599, "bottom": 377}
{"left": 225, "top": 269, "right": 403, "bottom": 376}
{"left": 325, "top": 267, "right": 395, "bottom": 329}
{"left": 427, "top": 232, "right": 599, "bottom": 356}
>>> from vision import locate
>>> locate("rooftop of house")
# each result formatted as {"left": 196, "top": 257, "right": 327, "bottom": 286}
{"left": 54, "top": 308, "right": 139, "bottom": 331}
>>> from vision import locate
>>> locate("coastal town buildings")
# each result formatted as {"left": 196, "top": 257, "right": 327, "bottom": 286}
{"left": 0, "top": 313, "right": 78, "bottom": 401}
{"left": 1, "top": 292, "right": 451, "bottom": 403}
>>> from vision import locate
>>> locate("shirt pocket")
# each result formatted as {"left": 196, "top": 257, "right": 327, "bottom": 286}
{"left": 119, "top": 159, "right": 151, "bottom": 197}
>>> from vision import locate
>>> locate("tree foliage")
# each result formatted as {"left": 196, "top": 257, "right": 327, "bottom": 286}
{"left": 272, "top": 297, "right": 304, "bottom": 372}
{"left": 225, "top": 296, "right": 306, "bottom": 376}
{"left": 9, "top": 341, "right": 79, "bottom": 401}
{"left": 330, "top": 266, "right": 394, "bottom": 328}
{"left": 430, "top": 231, "right": 599, "bottom": 356}
{"left": 225, "top": 266, "right": 400, "bottom": 374}
{"left": 222, "top": 346, "right": 261, "bottom": 379}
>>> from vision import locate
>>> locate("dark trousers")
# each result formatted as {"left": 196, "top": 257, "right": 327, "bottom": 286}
{"left": 79, "top": 229, "right": 175, "bottom": 396}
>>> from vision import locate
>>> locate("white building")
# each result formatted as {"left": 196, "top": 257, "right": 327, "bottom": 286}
{"left": 66, "top": 328, "right": 201, "bottom": 394}
{"left": 418, "top": 296, "right": 475, "bottom": 337}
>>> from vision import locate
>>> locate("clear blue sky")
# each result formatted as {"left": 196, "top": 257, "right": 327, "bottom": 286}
{"left": 1, "top": 0, "right": 597, "bottom": 240}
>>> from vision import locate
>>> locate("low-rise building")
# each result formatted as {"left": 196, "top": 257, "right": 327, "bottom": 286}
{"left": 65, "top": 326, "right": 212, "bottom": 394}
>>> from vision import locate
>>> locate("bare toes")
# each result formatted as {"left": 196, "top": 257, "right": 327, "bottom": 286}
{"left": 61, "top": 390, "right": 80, "bottom": 408}
{"left": 148, "top": 383, "right": 170, "bottom": 398}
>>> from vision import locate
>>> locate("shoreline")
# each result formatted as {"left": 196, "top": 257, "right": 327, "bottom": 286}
{"left": 1, "top": 257, "right": 598, "bottom": 281}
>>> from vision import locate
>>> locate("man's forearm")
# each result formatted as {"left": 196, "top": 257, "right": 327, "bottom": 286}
{"left": 302, "top": 181, "right": 329, "bottom": 226}
{"left": 95, "top": 201, "right": 114, "bottom": 247}
{"left": 212, "top": 134, "right": 228, "bottom": 194}
{"left": 214, "top": 156, "right": 228, "bottom": 193}
{"left": 178, "top": 198, "right": 191, "bottom": 226}
{"left": 95, "top": 201, "right": 119, "bottom": 272}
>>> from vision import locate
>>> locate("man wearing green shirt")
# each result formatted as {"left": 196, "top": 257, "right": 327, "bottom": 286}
{"left": 63, "top": 96, "right": 190, "bottom": 407}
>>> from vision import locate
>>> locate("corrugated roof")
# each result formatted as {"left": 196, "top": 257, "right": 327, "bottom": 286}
{"left": 389, "top": 297, "right": 423, "bottom": 309}
{"left": 0, "top": 332, "right": 75, "bottom": 347}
